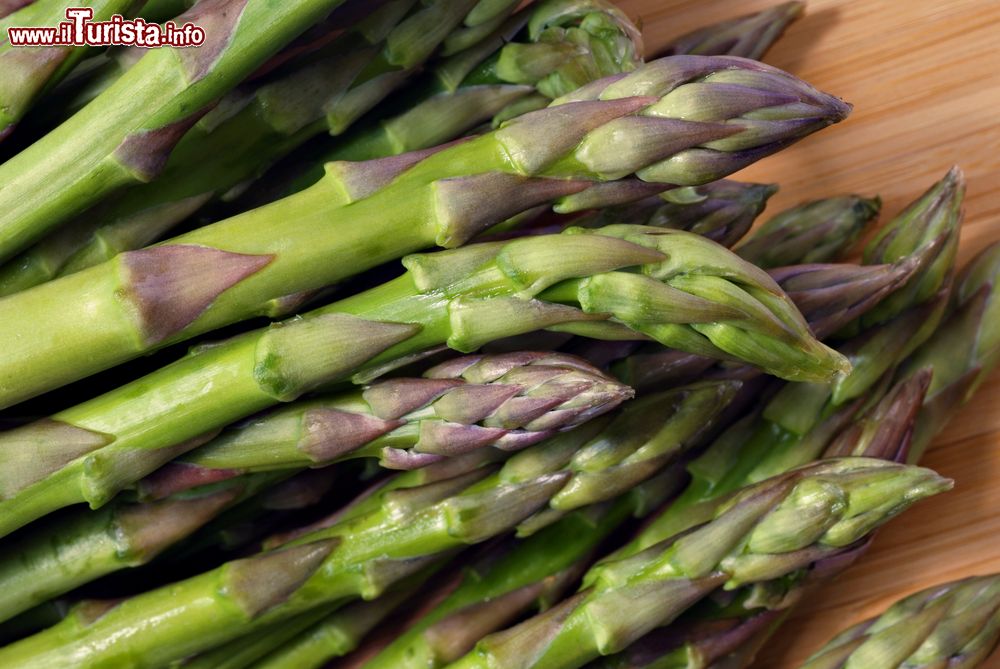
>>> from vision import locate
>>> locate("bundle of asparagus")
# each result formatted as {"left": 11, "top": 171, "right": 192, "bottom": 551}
{"left": 0, "top": 2, "right": 993, "bottom": 668}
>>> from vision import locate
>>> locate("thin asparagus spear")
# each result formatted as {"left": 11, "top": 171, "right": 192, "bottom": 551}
{"left": 799, "top": 574, "right": 1000, "bottom": 669}
{"left": 0, "top": 0, "right": 535, "bottom": 297}
{"left": 657, "top": 1, "right": 804, "bottom": 60}
{"left": 0, "top": 54, "right": 851, "bottom": 409}
{"left": 735, "top": 195, "right": 881, "bottom": 268}
{"left": 574, "top": 180, "right": 778, "bottom": 249}
{"left": 610, "top": 192, "right": 891, "bottom": 392}
{"left": 144, "top": 352, "right": 632, "bottom": 494}
{"left": 0, "top": 223, "right": 846, "bottom": 538}
{"left": 859, "top": 166, "right": 964, "bottom": 326}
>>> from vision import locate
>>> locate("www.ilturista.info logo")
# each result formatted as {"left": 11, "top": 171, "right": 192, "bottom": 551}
{"left": 6, "top": 8, "right": 205, "bottom": 48}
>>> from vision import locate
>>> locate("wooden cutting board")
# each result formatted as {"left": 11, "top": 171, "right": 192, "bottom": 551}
{"left": 613, "top": 0, "right": 1000, "bottom": 666}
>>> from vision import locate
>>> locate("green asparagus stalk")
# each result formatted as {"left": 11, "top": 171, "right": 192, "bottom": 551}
{"left": 0, "top": 0, "right": 364, "bottom": 260}
{"left": 799, "top": 574, "right": 1000, "bottom": 669}
{"left": 0, "top": 0, "right": 141, "bottom": 140}
{"left": 574, "top": 180, "right": 777, "bottom": 249}
{"left": 443, "top": 457, "right": 949, "bottom": 669}
{"left": 735, "top": 195, "right": 881, "bottom": 268}
{"left": 0, "top": 0, "right": 531, "bottom": 297}
{"left": 609, "top": 192, "right": 890, "bottom": 391}
{"left": 142, "top": 351, "right": 633, "bottom": 495}
{"left": 0, "top": 54, "right": 851, "bottom": 409}
{"left": 657, "top": 1, "right": 804, "bottom": 60}
{"left": 0, "top": 223, "right": 847, "bottom": 538}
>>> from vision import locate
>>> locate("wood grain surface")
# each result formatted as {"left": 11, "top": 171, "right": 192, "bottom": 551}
{"left": 612, "top": 0, "right": 1000, "bottom": 666}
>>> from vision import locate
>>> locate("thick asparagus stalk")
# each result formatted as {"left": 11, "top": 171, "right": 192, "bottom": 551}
{"left": 0, "top": 54, "right": 851, "bottom": 409}
{"left": 735, "top": 195, "right": 881, "bottom": 268}
{"left": 0, "top": 0, "right": 140, "bottom": 140}
{"left": 574, "top": 180, "right": 777, "bottom": 249}
{"left": 0, "top": 0, "right": 364, "bottom": 260}
{"left": 799, "top": 574, "right": 1000, "bottom": 669}
{"left": 0, "top": 442, "right": 948, "bottom": 669}
{"left": 444, "top": 457, "right": 949, "bottom": 669}
{"left": 0, "top": 0, "right": 537, "bottom": 296}
{"left": 657, "top": 1, "right": 804, "bottom": 60}
{"left": 0, "top": 223, "right": 846, "bottom": 538}
{"left": 144, "top": 351, "right": 633, "bottom": 493}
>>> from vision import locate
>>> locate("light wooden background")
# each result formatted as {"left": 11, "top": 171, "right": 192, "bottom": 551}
{"left": 612, "top": 0, "right": 1000, "bottom": 666}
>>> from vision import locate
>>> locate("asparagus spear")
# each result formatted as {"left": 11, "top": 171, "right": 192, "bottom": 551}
{"left": 443, "top": 457, "right": 949, "bottom": 669}
{"left": 0, "top": 444, "right": 948, "bottom": 669}
{"left": 0, "top": 0, "right": 535, "bottom": 297}
{"left": 0, "top": 350, "right": 628, "bottom": 616}
{"left": 0, "top": 55, "right": 851, "bottom": 409}
{"left": 657, "top": 1, "right": 804, "bottom": 60}
{"left": 0, "top": 0, "right": 141, "bottom": 141}
{"left": 0, "top": 223, "right": 847, "bottom": 538}
{"left": 574, "top": 180, "right": 777, "bottom": 249}
{"left": 735, "top": 195, "right": 881, "bottom": 268}
{"left": 142, "top": 351, "right": 631, "bottom": 495}
{"left": 800, "top": 574, "right": 1000, "bottom": 669}
{"left": 610, "top": 193, "right": 890, "bottom": 392}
